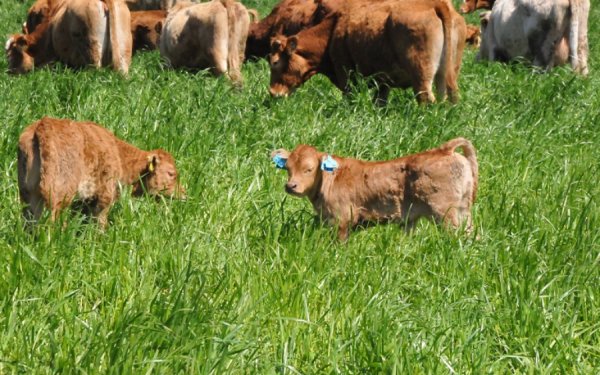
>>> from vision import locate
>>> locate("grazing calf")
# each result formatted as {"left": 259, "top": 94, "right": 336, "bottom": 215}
{"left": 268, "top": 0, "right": 467, "bottom": 104}
{"left": 272, "top": 138, "right": 478, "bottom": 241}
{"left": 6, "top": 0, "right": 132, "bottom": 75}
{"left": 18, "top": 117, "right": 185, "bottom": 228}
{"left": 131, "top": 10, "right": 166, "bottom": 51}
{"left": 478, "top": 0, "right": 589, "bottom": 75}
{"left": 159, "top": 0, "right": 251, "bottom": 85}
{"left": 460, "top": 0, "right": 495, "bottom": 13}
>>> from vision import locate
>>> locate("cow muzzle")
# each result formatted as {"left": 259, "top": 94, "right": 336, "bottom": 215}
{"left": 269, "top": 85, "right": 290, "bottom": 98}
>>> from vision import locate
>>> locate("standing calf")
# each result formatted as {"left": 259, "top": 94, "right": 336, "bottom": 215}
{"left": 18, "top": 117, "right": 185, "bottom": 228}
{"left": 272, "top": 138, "right": 478, "bottom": 241}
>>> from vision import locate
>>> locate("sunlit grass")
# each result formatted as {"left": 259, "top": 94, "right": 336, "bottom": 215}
{"left": 0, "top": 0, "right": 599, "bottom": 373}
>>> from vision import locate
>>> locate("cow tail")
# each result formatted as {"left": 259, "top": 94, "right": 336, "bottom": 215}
{"left": 442, "top": 138, "right": 478, "bottom": 202}
{"left": 247, "top": 8, "right": 259, "bottom": 23}
{"left": 220, "top": 0, "right": 243, "bottom": 86}
{"left": 106, "top": 0, "right": 130, "bottom": 74}
{"left": 433, "top": 0, "right": 456, "bottom": 101}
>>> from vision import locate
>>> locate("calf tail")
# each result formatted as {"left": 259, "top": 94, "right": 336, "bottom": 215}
{"left": 433, "top": 0, "right": 456, "bottom": 102}
{"left": 568, "top": 0, "right": 589, "bottom": 75}
{"left": 106, "top": 0, "right": 131, "bottom": 74}
{"left": 442, "top": 137, "right": 478, "bottom": 202}
{"left": 220, "top": 0, "right": 244, "bottom": 86}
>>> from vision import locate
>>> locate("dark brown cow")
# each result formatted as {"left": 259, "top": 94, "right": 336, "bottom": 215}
{"left": 18, "top": 117, "right": 185, "bottom": 228}
{"left": 131, "top": 10, "right": 166, "bottom": 51}
{"left": 460, "top": 0, "right": 495, "bottom": 13}
{"left": 268, "top": 0, "right": 466, "bottom": 104}
{"left": 245, "top": 0, "right": 320, "bottom": 60}
{"left": 272, "top": 138, "right": 478, "bottom": 241}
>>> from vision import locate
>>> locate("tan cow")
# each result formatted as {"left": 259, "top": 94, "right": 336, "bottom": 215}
{"left": 6, "top": 0, "right": 132, "bottom": 75}
{"left": 159, "top": 0, "right": 251, "bottom": 85}
{"left": 271, "top": 138, "right": 478, "bottom": 241}
{"left": 268, "top": 0, "right": 467, "bottom": 104}
{"left": 131, "top": 10, "right": 166, "bottom": 51}
{"left": 18, "top": 117, "right": 185, "bottom": 228}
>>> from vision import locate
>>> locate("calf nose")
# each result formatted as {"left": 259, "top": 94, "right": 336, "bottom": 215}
{"left": 285, "top": 182, "right": 297, "bottom": 193}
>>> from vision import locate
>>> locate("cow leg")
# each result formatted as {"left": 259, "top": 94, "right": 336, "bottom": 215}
{"left": 337, "top": 222, "right": 350, "bottom": 242}
{"left": 372, "top": 85, "right": 390, "bottom": 106}
{"left": 21, "top": 191, "right": 45, "bottom": 225}
{"left": 92, "top": 185, "right": 117, "bottom": 229}
{"left": 413, "top": 81, "right": 435, "bottom": 104}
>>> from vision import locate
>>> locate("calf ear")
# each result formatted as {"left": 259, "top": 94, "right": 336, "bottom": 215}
{"left": 155, "top": 21, "right": 163, "bottom": 34}
{"left": 271, "top": 149, "right": 290, "bottom": 169}
{"left": 286, "top": 36, "right": 298, "bottom": 54}
{"left": 147, "top": 154, "right": 160, "bottom": 173}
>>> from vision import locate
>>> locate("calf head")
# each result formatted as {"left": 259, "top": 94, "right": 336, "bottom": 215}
{"left": 5, "top": 35, "right": 34, "bottom": 74}
{"left": 135, "top": 150, "right": 186, "bottom": 199}
{"left": 271, "top": 145, "right": 326, "bottom": 198}
{"left": 269, "top": 35, "right": 313, "bottom": 97}
{"left": 465, "top": 24, "right": 481, "bottom": 48}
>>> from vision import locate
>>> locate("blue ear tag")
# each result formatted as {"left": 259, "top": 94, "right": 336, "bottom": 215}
{"left": 321, "top": 155, "right": 338, "bottom": 172}
{"left": 273, "top": 154, "right": 287, "bottom": 169}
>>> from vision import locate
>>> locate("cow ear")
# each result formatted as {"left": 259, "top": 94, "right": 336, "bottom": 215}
{"left": 270, "top": 38, "right": 283, "bottom": 53}
{"left": 286, "top": 36, "right": 298, "bottom": 54}
{"left": 271, "top": 149, "right": 290, "bottom": 169}
{"left": 147, "top": 154, "right": 160, "bottom": 173}
{"left": 155, "top": 21, "right": 163, "bottom": 34}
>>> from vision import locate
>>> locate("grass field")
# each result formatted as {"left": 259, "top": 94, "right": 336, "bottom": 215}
{"left": 1, "top": 0, "right": 600, "bottom": 373}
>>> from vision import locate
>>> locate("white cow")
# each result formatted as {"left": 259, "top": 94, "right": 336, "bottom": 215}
{"left": 478, "top": 0, "right": 589, "bottom": 75}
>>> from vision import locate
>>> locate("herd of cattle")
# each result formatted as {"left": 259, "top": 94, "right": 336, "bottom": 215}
{"left": 6, "top": 0, "right": 590, "bottom": 101}
{"left": 5, "top": 0, "right": 592, "bottom": 239}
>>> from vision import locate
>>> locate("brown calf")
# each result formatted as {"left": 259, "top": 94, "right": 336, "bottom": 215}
{"left": 268, "top": 0, "right": 467, "bottom": 104}
{"left": 18, "top": 117, "right": 185, "bottom": 228}
{"left": 131, "top": 10, "right": 166, "bottom": 51}
{"left": 465, "top": 24, "right": 481, "bottom": 47}
{"left": 272, "top": 138, "right": 478, "bottom": 241}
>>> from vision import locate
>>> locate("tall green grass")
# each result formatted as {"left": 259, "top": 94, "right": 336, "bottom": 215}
{"left": 0, "top": 0, "right": 599, "bottom": 373}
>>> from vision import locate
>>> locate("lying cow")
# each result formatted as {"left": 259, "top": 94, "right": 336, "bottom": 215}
{"left": 18, "top": 117, "right": 185, "bottom": 228}
{"left": 268, "top": 0, "right": 467, "bottom": 104}
{"left": 6, "top": 0, "right": 132, "bottom": 75}
{"left": 245, "top": 0, "right": 321, "bottom": 60}
{"left": 460, "top": 0, "right": 495, "bottom": 13}
{"left": 131, "top": 10, "right": 166, "bottom": 51}
{"left": 271, "top": 138, "right": 478, "bottom": 241}
{"left": 478, "top": 0, "right": 589, "bottom": 75}
{"left": 159, "top": 0, "right": 251, "bottom": 85}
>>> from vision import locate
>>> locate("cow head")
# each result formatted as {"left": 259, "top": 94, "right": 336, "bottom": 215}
{"left": 272, "top": 145, "right": 336, "bottom": 198}
{"left": 5, "top": 35, "right": 35, "bottom": 74}
{"left": 465, "top": 24, "right": 481, "bottom": 48}
{"left": 460, "top": 0, "right": 494, "bottom": 13}
{"left": 135, "top": 150, "right": 186, "bottom": 199}
{"left": 269, "top": 35, "right": 315, "bottom": 97}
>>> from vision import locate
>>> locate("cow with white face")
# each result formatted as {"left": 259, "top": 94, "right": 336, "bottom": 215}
{"left": 477, "top": 0, "right": 589, "bottom": 75}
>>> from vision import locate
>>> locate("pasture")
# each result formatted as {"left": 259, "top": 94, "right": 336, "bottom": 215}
{"left": 1, "top": 0, "right": 599, "bottom": 373}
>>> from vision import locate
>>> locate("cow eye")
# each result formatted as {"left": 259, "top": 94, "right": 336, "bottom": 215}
{"left": 304, "top": 168, "right": 313, "bottom": 174}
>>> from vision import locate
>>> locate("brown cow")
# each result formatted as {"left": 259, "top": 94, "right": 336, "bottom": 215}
{"left": 245, "top": 0, "right": 321, "bottom": 60}
{"left": 159, "top": 0, "right": 251, "bottom": 85}
{"left": 460, "top": 0, "right": 495, "bottom": 13}
{"left": 131, "top": 10, "right": 166, "bottom": 51}
{"left": 6, "top": 0, "right": 132, "bottom": 75}
{"left": 268, "top": 0, "right": 467, "bottom": 104}
{"left": 271, "top": 138, "right": 478, "bottom": 241}
{"left": 18, "top": 117, "right": 185, "bottom": 228}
